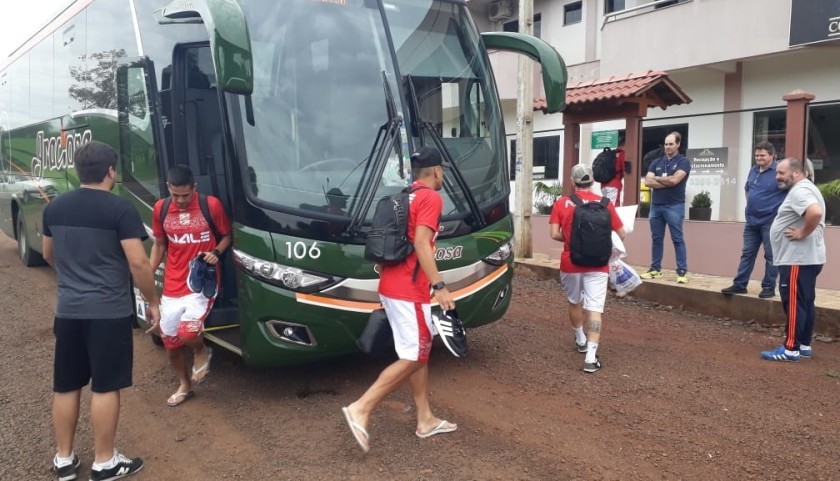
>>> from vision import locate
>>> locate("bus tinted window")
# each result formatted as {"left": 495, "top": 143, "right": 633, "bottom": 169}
{"left": 30, "top": 38, "right": 54, "bottom": 121}
{"left": 238, "top": 0, "right": 395, "bottom": 215}
{"left": 54, "top": 16, "right": 86, "bottom": 114}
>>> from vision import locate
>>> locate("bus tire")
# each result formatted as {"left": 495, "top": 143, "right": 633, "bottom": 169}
{"left": 16, "top": 215, "right": 45, "bottom": 267}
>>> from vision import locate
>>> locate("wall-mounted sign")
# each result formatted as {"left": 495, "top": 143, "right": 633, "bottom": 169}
{"left": 591, "top": 130, "right": 618, "bottom": 149}
{"left": 789, "top": 0, "right": 840, "bottom": 47}
{"left": 687, "top": 147, "right": 728, "bottom": 175}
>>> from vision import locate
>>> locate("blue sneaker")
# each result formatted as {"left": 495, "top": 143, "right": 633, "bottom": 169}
{"left": 202, "top": 262, "right": 218, "bottom": 299}
{"left": 761, "top": 346, "right": 800, "bottom": 362}
{"left": 799, "top": 345, "right": 812, "bottom": 358}
{"left": 188, "top": 256, "right": 208, "bottom": 294}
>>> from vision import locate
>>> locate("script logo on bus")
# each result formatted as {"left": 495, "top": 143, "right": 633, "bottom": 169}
{"left": 435, "top": 245, "right": 463, "bottom": 261}
{"left": 31, "top": 129, "right": 92, "bottom": 181}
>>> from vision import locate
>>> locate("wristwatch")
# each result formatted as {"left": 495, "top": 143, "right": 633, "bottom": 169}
{"left": 431, "top": 281, "right": 446, "bottom": 291}
{"left": 212, "top": 248, "right": 221, "bottom": 257}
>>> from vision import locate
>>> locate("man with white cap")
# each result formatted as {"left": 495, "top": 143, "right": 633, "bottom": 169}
{"left": 550, "top": 164, "right": 625, "bottom": 373}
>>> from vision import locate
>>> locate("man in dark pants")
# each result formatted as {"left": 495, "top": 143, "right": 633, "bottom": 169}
{"left": 761, "top": 157, "right": 826, "bottom": 362}
{"left": 43, "top": 141, "right": 160, "bottom": 480}
{"left": 721, "top": 141, "right": 787, "bottom": 298}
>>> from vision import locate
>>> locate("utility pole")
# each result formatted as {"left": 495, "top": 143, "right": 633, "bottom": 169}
{"left": 513, "top": 0, "right": 534, "bottom": 258}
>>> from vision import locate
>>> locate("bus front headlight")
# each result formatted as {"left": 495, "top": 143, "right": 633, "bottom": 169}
{"left": 232, "top": 249, "right": 339, "bottom": 293}
{"left": 483, "top": 240, "right": 513, "bottom": 266}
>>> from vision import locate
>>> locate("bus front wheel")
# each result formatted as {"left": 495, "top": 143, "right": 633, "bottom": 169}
{"left": 16, "top": 215, "right": 45, "bottom": 267}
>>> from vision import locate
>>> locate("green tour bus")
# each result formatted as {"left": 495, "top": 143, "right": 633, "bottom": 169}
{"left": 0, "top": 0, "right": 567, "bottom": 366}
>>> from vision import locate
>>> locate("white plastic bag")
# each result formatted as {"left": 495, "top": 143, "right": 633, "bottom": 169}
{"left": 609, "top": 259, "right": 642, "bottom": 296}
{"left": 615, "top": 204, "right": 638, "bottom": 234}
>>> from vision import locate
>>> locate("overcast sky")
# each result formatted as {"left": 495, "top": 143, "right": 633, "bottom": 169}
{"left": 0, "top": 0, "right": 68, "bottom": 61}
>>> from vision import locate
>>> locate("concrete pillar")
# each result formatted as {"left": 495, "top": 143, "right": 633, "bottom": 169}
{"left": 624, "top": 116, "right": 642, "bottom": 205}
{"left": 782, "top": 90, "right": 815, "bottom": 161}
{"left": 563, "top": 122, "right": 580, "bottom": 196}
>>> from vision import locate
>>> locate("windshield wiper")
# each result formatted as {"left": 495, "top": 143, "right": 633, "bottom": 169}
{"left": 344, "top": 72, "right": 403, "bottom": 236}
{"left": 405, "top": 75, "right": 486, "bottom": 227}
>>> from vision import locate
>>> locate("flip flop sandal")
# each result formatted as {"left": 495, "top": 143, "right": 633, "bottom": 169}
{"left": 191, "top": 347, "right": 213, "bottom": 384}
{"left": 341, "top": 407, "right": 370, "bottom": 453}
{"left": 167, "top": 390, "right": 194, "bottom": 407}
{"left": 415, "top": 419, "right": 458, "bottom": 438}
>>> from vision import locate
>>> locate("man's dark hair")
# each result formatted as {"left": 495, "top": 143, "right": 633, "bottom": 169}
{"left": 754, "top": 141, "right": 776, "bottom": 157}
{"left": 74, "top": 141, "right": 117, "bottom": 184}
{"left": 575, "top": 181, "right": 593, "bottom": 189}
{"left": 167, "top": 165, "right": 195, "bottom": 187}
{"left": 668, "top": 131, "right": 682, "bottom": 144}
{"left": 785, "top": 157, "right": 803, "bottom": 173}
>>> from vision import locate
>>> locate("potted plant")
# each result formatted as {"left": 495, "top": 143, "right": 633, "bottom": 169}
{"left": 532, "top": 181, "right": 563, "bottom": 215}
{"left": 638, "top": 197, "right": 650, "bottom": 218}
{"left": 689, "top": 190, "right": 712, "bottom": 221}
{"left": 817, "top": 179, "right": 840, "bottom": 226}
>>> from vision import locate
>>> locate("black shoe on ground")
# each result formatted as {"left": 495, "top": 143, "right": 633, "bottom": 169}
{"left": 89, "top": 453, "right": 143, "bottom": 481}
{"left": 53, "top": 454, "right": 81, "bottom": 481}
{"left": 758, "top": 288, "right": 775, "bottom": 299}
{"left": 721, "top": 285, "right": 748, "bottom": 295}
{"left": 583, "top": 357, "right": 601, "bottom": 373}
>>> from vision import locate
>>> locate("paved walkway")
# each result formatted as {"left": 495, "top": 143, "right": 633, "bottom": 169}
{"left": 516, "top": 254, "right": 840, "bottom": 340}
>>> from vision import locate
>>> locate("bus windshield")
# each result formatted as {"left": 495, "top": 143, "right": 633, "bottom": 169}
{"left": 237, "top": 0, "right": 505, "bottom": 223}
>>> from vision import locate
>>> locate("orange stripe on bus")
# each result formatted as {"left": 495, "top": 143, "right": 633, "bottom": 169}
{"left": 295, "top": 265, "right": 509, "bottom": 312}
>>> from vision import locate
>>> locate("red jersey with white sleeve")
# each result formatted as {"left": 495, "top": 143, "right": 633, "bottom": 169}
{"left": 152, "top": 194, "right": 231, "bottom": 297}
{"left": 549, "top": 189, "right": 623, "bottom": 274}
{"left": 378, "top": 181, "right": 442, "bottom": 303}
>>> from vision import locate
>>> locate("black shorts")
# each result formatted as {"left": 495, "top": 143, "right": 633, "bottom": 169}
{"left": 53, "top": 315, "right": 134, "bottom": 393}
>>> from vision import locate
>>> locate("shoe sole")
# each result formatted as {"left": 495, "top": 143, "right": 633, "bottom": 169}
{"left": 91, "top": 463, "right": 144, "bottom": 481}
{"left": 721, "top": 290, "right": 747, "bottom": 295}
{"left": 583, "top": 365, "right": 601, "bottom": 373}
{"left": 761, "top": 355, "right": 800, "bottom": 362}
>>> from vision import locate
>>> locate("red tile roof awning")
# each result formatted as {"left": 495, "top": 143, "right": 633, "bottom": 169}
{"left": 533, "top": 70, "right": 691, "bottom": 114}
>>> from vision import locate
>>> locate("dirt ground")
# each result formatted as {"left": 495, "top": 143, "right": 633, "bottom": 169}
{"left": 1, "top": 231, "right": 839, "bottom": 481}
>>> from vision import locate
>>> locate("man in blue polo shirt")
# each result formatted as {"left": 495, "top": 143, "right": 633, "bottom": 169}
{"left": 722, "top": 141, "right": 787, "bottom": 298}
{"left": 641, "top": 132, "right": 691, "bottom": 283}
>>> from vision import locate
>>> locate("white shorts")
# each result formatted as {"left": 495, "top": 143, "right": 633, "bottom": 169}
{"left": 160, "top": 293, "right": 214, "bottom": 337}
{"left": 601, "top": 186, "right": 619, "bottom": 204}
{"left": 379, "top": 295, "right": 433, "bottom": 362}
{"left": 560, "top": 272, "right": 609, "bottom": 313}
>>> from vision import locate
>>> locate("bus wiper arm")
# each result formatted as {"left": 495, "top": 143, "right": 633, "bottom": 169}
{"left": 345, "top": 73, "right": 403, "bottom": 236}
{"left": 405, "top": 76, "right": 486, "bottom": 227}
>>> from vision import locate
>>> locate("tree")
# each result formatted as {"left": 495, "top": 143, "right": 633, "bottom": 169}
{"left": 68, "top": 49, "right": 127, "bottom": 109}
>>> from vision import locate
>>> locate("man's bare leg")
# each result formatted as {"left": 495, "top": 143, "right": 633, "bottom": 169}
{"left": 568, "top": 301, "right": 587, "bottom": 347}
{"left": 346, "top": 360, "right": 424, "bottom": 432}
{"left": 585, "top": 311, "right": 603, "bottom": 365}
{"left": 90, "top": 390, "right": 120, "bottom": 463}
{"left": 408, "top": 363, "right": 456, "bottom": 435}
{"left": 53, "top": 390, "right": 81, "bottom": 458}
{"left": 168, "top": 347, "right": 192, "bottom": 396}
{"left": 186, "top": 335, "right": 209, "bottom": 372}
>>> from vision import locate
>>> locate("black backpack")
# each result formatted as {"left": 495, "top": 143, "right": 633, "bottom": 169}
{"left": 569, "top": 194, "right": 613, "bottom": 267}
{"left": 159, "top": 193, "right": 223, "bottom": 242}
{"left": 364, "top": 185, "right": 429, "bottom": 265}
{"left": 592, "top": 147, "right": 618, "bottom": 183}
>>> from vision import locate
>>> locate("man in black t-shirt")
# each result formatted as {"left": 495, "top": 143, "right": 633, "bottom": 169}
{"left": 42, "top": 141, "right": 160, "bottom": 481}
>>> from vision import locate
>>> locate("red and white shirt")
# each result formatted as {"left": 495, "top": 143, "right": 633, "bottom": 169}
{"left": 378, "top": 181, "right": 442, "bottom": 303}
{"left": 549, "top": 189, "right": 623, "bottom": 274}
{"left": 152, "top": 194, "right": 231, "bottom": 297}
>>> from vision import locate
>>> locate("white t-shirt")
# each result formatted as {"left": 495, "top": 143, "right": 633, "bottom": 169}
{"left": 770, "top": 179, "right": 826, "bottom": 266}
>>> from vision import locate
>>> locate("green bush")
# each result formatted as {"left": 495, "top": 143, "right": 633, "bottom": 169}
{"left": 817, "top": 179, "right": 840, "bottom": 199}
{"left": 533, "top": 181, "right": 563, "bottom": 214}
{"left": 691, "top": 190, "right": 712, "bottom": 208}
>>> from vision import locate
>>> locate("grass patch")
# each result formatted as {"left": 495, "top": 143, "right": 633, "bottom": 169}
{"left": 826, "top": 370, "right": 840, "bottom": 378}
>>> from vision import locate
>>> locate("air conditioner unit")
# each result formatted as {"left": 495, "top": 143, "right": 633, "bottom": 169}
{"left": 488, "top": 0, "right": 513, "bottom": 22}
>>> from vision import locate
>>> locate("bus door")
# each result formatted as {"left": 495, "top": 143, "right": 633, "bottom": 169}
{"left": 170, "top": 43, "right": 239, "bottom": 330}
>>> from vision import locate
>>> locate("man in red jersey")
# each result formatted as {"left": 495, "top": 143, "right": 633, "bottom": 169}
{"left": 151, "top": 165, "right": 231, "bottom": 407}
{"left": 550, "top": 164, "right": 625, "bottom": 373}
{"left": 342, "top": 146, "right": 457, "bottom": 453}
{"left": 599, "top": 138, "right": 625, "bottom": 206}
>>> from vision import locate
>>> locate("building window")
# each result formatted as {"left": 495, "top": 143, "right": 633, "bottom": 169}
{"left": 605, "top": 0, "right": 625, "bottom": 14}
{"left": 502, "top": 13, "right": 542, "bottom": 38}
{"left": 655, "top": 0, "right": 690, "bottom": 9}
{"left": 509, "top": 136, "right": 561, "bottom": 181}
{"left": 564, "top": 2, "right": 582, "bottom": 25}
